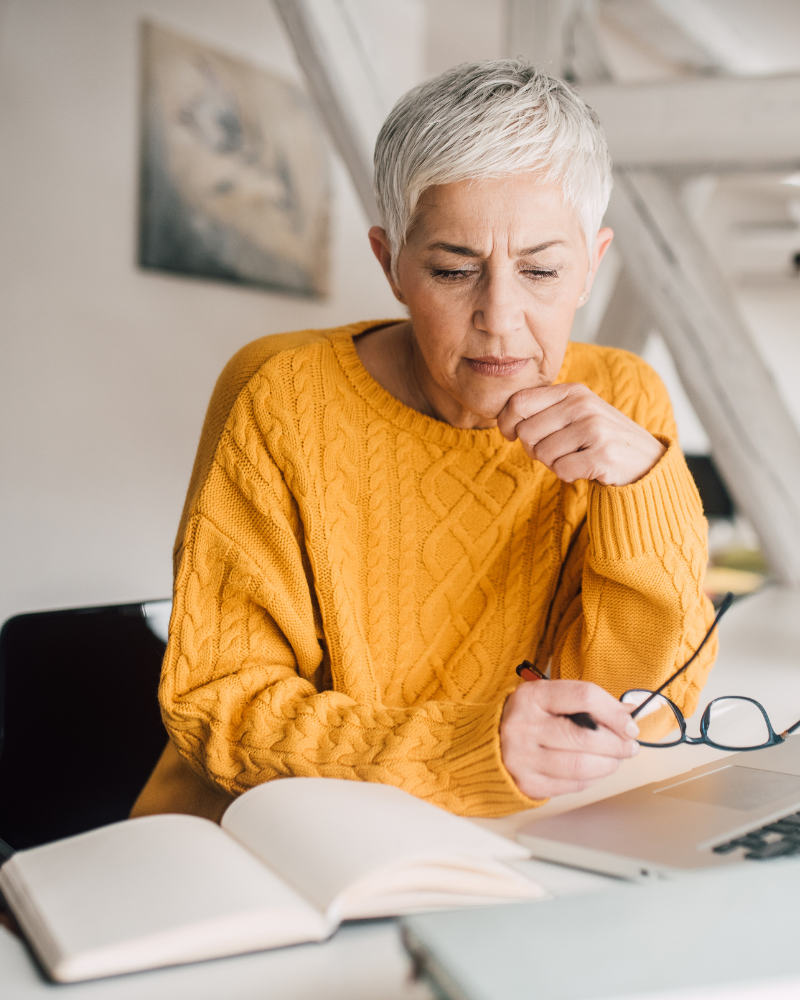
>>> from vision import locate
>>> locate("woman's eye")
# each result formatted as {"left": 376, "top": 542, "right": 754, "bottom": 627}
{"left": 430, "top": 268, "right": 475, "bottom": 280}
{"left": 429, "top": 266, "right": 557, "bottom": 281}
{"left": 521, "top": 268, "right": 558, "bottom": 280}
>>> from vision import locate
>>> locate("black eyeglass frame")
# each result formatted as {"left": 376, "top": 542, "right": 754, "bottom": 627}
{"left": 622, "top": 690, "right": 800, "bottom": 750}
{"left": 622, "top": 593, "right": 800, "bottom": 751}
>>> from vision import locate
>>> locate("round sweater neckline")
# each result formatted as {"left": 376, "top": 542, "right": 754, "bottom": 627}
{"left": 330, "top": 326, "right": 513, "bottom": 450}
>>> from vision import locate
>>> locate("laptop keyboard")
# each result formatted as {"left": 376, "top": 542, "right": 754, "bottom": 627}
{"left": 712, "top": 811, "right": 800, "bottom": 860}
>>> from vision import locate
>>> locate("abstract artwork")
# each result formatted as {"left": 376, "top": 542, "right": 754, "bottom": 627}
{"left": 139, "top": 21, "right": 329, "bottom": 297}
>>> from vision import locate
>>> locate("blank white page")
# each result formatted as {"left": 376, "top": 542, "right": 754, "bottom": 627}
{"left": 0, "top": 814, "right": 329, "bottom": 982}
{"left": 222, "top": 778, "right": 535, "bottom": 918}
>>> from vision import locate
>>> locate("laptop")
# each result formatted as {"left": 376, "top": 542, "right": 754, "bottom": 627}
{"left": 518, "top": 734, "right": 800, "bottom": 879}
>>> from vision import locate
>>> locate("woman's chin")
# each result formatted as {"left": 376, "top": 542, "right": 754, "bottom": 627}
{"left": 459, "top": 394, "right": 516, "bottom": 426}
{"left": 455, "top": 372, "right": 544, "bottom": 423}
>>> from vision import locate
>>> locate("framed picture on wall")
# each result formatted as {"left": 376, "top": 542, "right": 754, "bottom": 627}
{"left": 139, "top": 21, "right": 330, "bottom": 298}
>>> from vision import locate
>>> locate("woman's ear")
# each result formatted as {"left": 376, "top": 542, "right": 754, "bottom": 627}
{"left": 368, "top": 227, "right": 406, "bottom": 303}
{"left": 577, "top": 226, "right": 614, "bottom": 307}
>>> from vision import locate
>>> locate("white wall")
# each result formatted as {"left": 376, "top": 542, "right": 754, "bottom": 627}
{"left": 0, "top": 0, "right": 401, "bottom": 624}
{"left": 4, "top": 0, "right": 797, "bottom": 625}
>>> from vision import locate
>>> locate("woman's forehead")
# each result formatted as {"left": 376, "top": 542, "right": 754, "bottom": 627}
{"left": 409, "top": 175, "right": 581, "bottom": 252}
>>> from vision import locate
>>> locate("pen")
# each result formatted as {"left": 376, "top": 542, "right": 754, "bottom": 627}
{"left": 515, "top": 660, "right": 598, "bottom": 730}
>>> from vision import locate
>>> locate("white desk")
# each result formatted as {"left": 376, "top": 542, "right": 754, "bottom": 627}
{"left": 3, "top": 586, "right": 799, "bottom": 1000}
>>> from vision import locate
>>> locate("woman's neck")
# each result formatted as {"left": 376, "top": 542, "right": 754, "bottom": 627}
{"left": 354, "top": 322, "right": 499, "bottom": 429}
{"left": 354, "top": 322, "right": 436, "bottom": 418}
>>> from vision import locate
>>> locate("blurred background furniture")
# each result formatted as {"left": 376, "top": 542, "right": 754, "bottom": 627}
{"left": 0, "top": 600, "right": 171, "bottom": 856}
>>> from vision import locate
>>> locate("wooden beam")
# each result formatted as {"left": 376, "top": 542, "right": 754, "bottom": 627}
{"left": 580, "top": 73, "right": 800, "bottom": 171}
{"left": 607, "top": 169, "right": 800, "bottom": 585}
{"left": 272, "top": 0, "right": 384, "bottom": 224}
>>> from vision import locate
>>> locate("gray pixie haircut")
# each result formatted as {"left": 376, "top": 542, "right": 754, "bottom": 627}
{"left": 374, "top": 60, "right": 612, "bottom": 260}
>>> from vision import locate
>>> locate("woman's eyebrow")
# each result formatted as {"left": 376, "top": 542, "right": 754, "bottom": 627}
{"left": 518, "top": 240, "right": 564, "bottom": 255}
{"left": 427, "top": 241, "right": 481, "bottom": 257}
{"left": 426, "top": 240, "right": 565, "bottom": 257}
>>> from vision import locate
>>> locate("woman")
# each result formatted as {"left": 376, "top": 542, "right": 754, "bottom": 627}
{"left": 133, "top": 61, "right": 715, "bottom": 821}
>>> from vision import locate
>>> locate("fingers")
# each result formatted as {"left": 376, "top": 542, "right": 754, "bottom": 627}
{"left": 531, "top": 679, "right": 640, "bottom": 742}
{"left": 506, "top": 737, "right": 626, "bottom": 801}
{"left": 511, "top": 389, "right": 603, "bottom": 451}
{"left": 500, "top": 679, "right": 643, "bottom": 801}
{"left": 523, "top": 419, "right": 602, "bottom": 477}
{"left": 496, "top": 383, "right": 577, "bottom": 441}
{"left": 533, "top": 744, "right": 624, "bottom": 782}
{"left": 534, "top": 713, "right": 639, "bottom": 759}
{"left": 497, "top": 382, "right": 666, "bottom": 487}
{"left": 513, "top": 773, "right": 609, "bottom": 800}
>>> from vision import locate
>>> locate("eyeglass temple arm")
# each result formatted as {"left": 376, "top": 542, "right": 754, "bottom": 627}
{"left": 629, "top": 593, "right": 735, "bottom": 720}
{"left": 780, "top": 719, "right": 800, "bottom": 739}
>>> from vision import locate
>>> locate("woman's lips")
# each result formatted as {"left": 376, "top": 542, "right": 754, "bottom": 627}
{"left": 464, "top": 356, "right": 530, "bottom": 377}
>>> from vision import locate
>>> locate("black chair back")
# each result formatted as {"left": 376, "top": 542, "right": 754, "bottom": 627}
{"left": 0, "top": 601, "right": 170, "bottom": 853}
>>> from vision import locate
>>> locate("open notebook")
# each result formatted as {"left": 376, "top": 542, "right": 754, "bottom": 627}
{"left": 0, "top": 777, "right": 544, "bottom": 982}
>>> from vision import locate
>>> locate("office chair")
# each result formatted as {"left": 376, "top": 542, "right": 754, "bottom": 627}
{"left": 0, "top": 600, "right": 171, "bottom": 855}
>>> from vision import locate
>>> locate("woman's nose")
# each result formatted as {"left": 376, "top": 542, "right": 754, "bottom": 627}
{"left": 472, "top": 267, "right": 526, "bottom": 338}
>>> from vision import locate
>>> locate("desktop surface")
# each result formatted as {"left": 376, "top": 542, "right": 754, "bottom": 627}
{"left": 1, "top": 586, "right": 799, "bottom": 1000}
{"left": 0, "top": 919, "right": 432, "bottom": 1000}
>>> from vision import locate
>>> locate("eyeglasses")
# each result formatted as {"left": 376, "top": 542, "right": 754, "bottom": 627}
{"left": 621, "top": 593, "right": 800, "bottom": 750}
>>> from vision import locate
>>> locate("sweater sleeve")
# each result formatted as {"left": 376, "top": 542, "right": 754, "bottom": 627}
{"left": 537, "top": 357, "right": 717, "bottom": 717}
{"left": 159, "top": 403, "right": 537, "bottom": 818}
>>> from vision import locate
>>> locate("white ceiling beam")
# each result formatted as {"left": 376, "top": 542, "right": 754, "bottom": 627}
{"left": 568, "top": 1, "right": 612, "bottom": 85}
{"left": 607, "top": 169, "right": 800, "bottom": 585}
{"left": 272, "top": 0, "right": 384, "bottom": 224}
{"left": 580, "top": 72, "right": 800, "bottom": 171}
{"left": 578, "top": 14, "right": 800, "bottom": 583}
{"left": 650, "top": 0, "right": 793, "bottom": 76}
{"left": 504, "top": 0, "right": 573, "bottom": 76}
{"left": 503, "top": 2, "right": 614, "bottom": 90}
{"left": 600, "top": 0, "right": 720, "bottom": 74}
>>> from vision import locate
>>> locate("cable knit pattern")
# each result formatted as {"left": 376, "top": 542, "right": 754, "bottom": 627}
{"left": 158, "top": 320, "right": 716, "bottom": 818}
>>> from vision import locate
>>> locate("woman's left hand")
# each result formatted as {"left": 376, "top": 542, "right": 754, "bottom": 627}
{"left": 496, "top": 383, "right": 666, "bottom": 487}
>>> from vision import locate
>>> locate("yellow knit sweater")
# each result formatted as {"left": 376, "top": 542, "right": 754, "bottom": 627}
{"left": 157, "top": 320, "right": 716, "bottom": 818}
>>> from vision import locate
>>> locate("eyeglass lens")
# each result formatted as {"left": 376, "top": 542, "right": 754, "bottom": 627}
{"left": 705, "top": 697, "right": 772, "bottom": 749}
{"left": 620, "top": 690, "right": 683, "bottom": 746}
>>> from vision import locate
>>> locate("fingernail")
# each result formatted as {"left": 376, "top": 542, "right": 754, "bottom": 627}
{"left": 628, "top": 740, "right": 640, "bottom": 756}
{"left": 626, "top": 721, "right": 640, "bottom": 738}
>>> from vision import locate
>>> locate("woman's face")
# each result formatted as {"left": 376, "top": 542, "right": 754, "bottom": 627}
{"left": 371, "top": 174, "right": 613, "bottom": 429}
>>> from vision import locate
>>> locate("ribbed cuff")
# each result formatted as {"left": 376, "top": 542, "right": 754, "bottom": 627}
{"left": 442, "top": 697, "right": 547, "bottom": 817}
{"left": 588, "top": 436, "right": 704, "bottom": 562}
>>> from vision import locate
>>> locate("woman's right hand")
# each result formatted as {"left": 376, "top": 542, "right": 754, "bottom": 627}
{"left": 500, "top": 678, "right": 641, "bottom": 800}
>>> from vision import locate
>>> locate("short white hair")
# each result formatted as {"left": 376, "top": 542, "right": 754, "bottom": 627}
{"left": 374, "top": 60, "right": 612, "bottom": 261}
